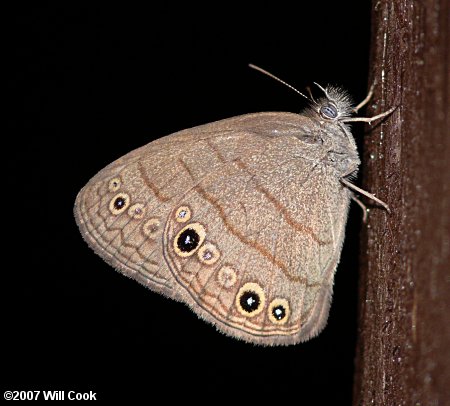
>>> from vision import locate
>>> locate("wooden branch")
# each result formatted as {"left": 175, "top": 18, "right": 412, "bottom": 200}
{"left": 353, "top": 1, "right": 450, "bottom": 405}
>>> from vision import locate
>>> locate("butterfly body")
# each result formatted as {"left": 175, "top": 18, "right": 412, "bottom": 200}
{"left": 75, "top": 92, "right": 365, "bottom": 345}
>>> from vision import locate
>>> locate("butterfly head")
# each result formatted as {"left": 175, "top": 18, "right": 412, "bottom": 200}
{"left": 312, "top": 84, "right": 354, "bottom": 121}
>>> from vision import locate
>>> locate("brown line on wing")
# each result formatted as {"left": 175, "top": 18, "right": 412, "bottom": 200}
{"left": 234, "top": 159, "right": 328, "bottom": 245}
{"left": 138, "top": 160, "right": 171, "bottom": 202}
{"left": 234, "top": 159, "right": 330, "bottom": 246}
{"left": 205, "top": 139, "right": 227, "bottom": 163}
{"left": 178, "top": 158, "right": 317, "bottom": 285}
{"left": 255, "top": 184, "right": 330, "bottom": 246}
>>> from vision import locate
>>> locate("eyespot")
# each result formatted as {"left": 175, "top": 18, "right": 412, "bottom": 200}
{"left": 217, "top": 266, "right": 237, "bottom": 288}
{"left": 236, "top": 282, "right": 265, "bottom": 317}
{"left": 109, "top": 193, "right": 130, "bottom": 215}
{"left": 128, "top": 203, "right": 145, "bottom": 219}
{"left": 197, "top": 242, "right": 220, "bottom": 265}
{"left": 143, "top": 218, "right": 160, "bottom": 237}
{"left": 320, "top": 103, "right": 338, "bottom": 119}
{"left": 268, "top": 298, "right": 290, "bottom": 325}
{"left": 108, "top": 177, "right": 121, "bottom": 192}
{"left": 175, "top": 206, "right": 192, "bottom": 223}
{"left": 173, "top": 223, "right": 206, "bottom": 257}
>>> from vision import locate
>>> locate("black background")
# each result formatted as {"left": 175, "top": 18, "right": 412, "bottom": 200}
{"left": 6, "top": 3, "right": 373, "bottom": 403}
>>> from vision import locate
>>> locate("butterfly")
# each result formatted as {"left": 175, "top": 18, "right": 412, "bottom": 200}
{"left": 74, "top": 65, "right": 393, "bottom": 345}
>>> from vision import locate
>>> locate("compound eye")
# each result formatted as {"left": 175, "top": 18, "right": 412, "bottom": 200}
{"left": 320, "top": 103, "right": 338, "bottom": 119}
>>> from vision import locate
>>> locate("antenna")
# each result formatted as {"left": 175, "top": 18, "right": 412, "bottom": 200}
{"left": 248, "top": 64, "right": 311, "bottom": 102}
{"left": 313, "top": 82, "right": 329, "bottom": 99}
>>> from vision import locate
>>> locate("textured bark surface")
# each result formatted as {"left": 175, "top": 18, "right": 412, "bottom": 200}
{"left": 354, "top": 0, "right": 450, "bottom": 405}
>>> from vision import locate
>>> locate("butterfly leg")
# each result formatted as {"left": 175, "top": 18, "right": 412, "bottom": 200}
{"left": 343, "top": 83, "right": 397, "bottom": 124}
{"left": 353, "top": 83, "right": 375, "bottom": 113}
{"left": 351, "top": 193, "right": 369, "bottom": 223}
{"left": 340, "top": 178, "right": 390, "bottom": 213}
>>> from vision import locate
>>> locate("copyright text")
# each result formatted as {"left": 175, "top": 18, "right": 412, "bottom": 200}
{"left": 4, "top": 391, "right": 97, "bottom": 400}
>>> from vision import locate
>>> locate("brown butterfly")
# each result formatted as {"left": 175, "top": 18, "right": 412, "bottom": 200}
{"left": 74, "top": 65, "right": 393, "bottom": 345}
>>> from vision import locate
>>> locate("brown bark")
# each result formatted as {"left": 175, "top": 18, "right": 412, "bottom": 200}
{"left": 354, "top": 1, "right": 450, "bottom": 405}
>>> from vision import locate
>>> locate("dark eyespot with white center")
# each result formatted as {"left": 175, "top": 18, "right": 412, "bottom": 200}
{"left": 175, "top": 206, "right": 192, "bottom": 223}
{"left": 177, "top": 229, "right": 199, "bottom": 251}
{"left": 320, "top": 103, "right": 338, "bottom": 119}
{"left": 108, "top": 177, "right": 121, "bottom": 192}
{"left": 236, "top": 283, "right": 265, "bottom": 317}
{"left": 173, "top": 223, "right": 206, "bottom": 257}
{"left": 240, "top": 292, "right": 260, "bottom": 312}
{"left": 268, "top": 298, "right": 290, "bottom": 325}
{"left": 109, "top": 193, "right": 130, "bottom": 215}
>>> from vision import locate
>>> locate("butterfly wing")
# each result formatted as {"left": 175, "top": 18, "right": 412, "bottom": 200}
{"left": 74, "top": 115, "right": 270, "bottom": 299}
{"left": 74, "top": 112, "right": 352, "bottom": 345}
